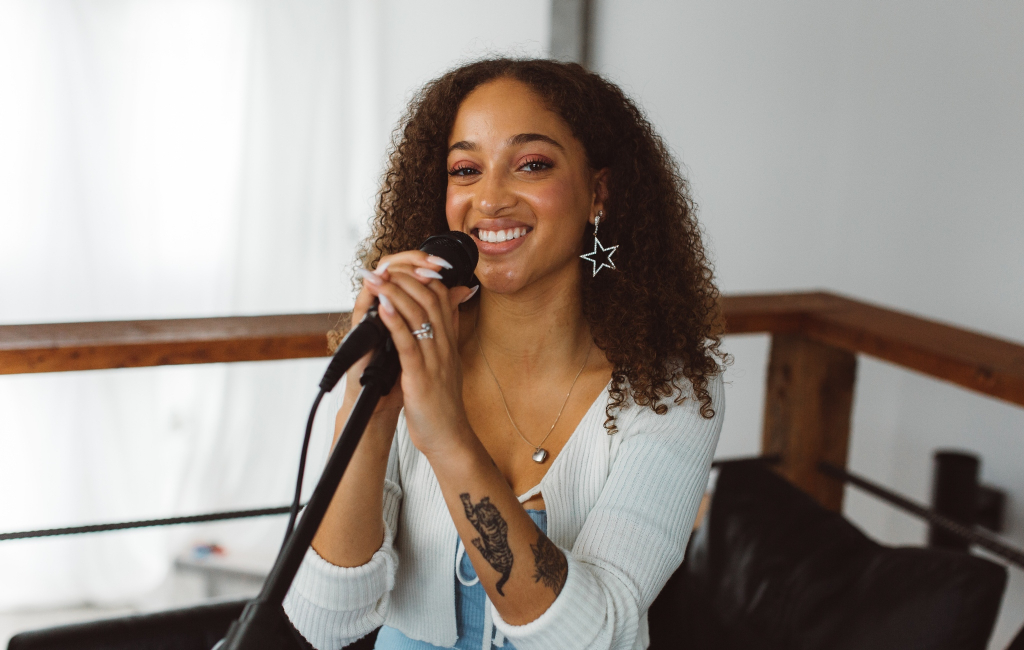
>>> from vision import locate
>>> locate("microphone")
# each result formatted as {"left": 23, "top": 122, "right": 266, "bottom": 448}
{"left": 318, "top": 231, "right": 479, "bottom": 392}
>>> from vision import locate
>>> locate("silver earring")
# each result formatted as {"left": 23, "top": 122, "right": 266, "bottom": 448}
{"left": 580, "top": 210, "right": 618, "bottom": 277}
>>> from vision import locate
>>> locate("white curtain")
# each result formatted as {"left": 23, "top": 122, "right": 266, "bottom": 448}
{"left": 0, "top": 0, "right": 549, "bottom": 611}
{"left": 0, "top": 0, "right": 383, "bottom": 609}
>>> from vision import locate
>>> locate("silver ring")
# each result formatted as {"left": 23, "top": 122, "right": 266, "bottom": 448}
{"left": 411, "top": 322, "right": 433, "bottom": 340}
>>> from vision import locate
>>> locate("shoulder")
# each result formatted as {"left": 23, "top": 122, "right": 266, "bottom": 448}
{"left": 614, "top": 370, "right": 724, "bottom": 443}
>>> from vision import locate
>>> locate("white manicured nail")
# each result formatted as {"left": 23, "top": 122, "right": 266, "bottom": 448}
{"left": 355, "top": 268, "right": 383, "bottom": 286}
{"left": 374, "top": 260, "right": 391, "bottom": 276}
{"left": 378, "top": 294, "right": 395, "bottom": 315}
{"left": 415, "top": 268, "right": 444, "bottom": 280}
{"left": 427, "top": 255, "right": 454, "bottom": 270}
{"left": 460, "top": 285, "right": 480, "bottom": 303}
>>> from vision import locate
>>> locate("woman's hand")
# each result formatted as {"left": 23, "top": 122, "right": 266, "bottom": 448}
{"left": 343, "top": 252, "right": 456, "bottom": 415}
{"left": 358, "top": 250, "right": 478, "bottom": 458}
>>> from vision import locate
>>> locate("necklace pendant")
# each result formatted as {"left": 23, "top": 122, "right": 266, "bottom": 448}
{"left": 532, "top": 448, "right": 549, "bottom": 463}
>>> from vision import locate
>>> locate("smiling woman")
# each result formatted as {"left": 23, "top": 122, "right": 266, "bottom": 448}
{"left": 285, "top": 59, "right": 726, "bottom": 650}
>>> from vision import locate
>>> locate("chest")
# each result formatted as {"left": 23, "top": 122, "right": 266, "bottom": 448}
{"left": 461, "top": 367, "right": 610, "bottom": 497}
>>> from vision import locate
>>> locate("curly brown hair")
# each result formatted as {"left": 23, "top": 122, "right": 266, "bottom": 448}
{"left": 352, "top": 58, "right": 725, "bottom": 428}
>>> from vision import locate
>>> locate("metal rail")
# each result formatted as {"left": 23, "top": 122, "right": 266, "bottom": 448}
{"left": 818, "top": 461, "right": 1024, "bottom": 569}
{"left": 0, "top": 505, "right": 291, "bottom": 542}
{"left": 4, "top": 453, "right": 1022, "bottom": 574}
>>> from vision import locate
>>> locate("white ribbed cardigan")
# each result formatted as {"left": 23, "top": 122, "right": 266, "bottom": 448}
{"left": 284, "top": 373, "right": 723, "bottom": 650}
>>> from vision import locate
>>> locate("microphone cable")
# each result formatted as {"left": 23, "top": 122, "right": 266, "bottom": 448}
{"left": 282, "top": 388, "right": 326, "bottom": 545}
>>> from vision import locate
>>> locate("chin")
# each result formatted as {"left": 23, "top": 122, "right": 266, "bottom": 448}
{"left": 478, "top": 273, "right": 525, "bottom": 295}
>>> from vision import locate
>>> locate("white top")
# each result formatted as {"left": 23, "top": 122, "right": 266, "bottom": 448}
{"left": 283, "top": 373, "right": 724, "bottom": 650}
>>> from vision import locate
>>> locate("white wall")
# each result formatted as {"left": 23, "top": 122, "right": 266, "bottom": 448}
{"left": 592, "top": 1, "right": 1024, "bottom": 646}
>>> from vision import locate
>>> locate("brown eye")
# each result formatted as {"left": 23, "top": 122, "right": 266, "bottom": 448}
{"left": 449, "top": 165, "right": 479, "bottom": 177}
{"left": 519, "top": 158, "right": 552, "bottom": 172}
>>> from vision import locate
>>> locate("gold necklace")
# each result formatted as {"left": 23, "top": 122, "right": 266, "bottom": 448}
{"left": 475, "top": 329, "right": 592, "bottom": 463}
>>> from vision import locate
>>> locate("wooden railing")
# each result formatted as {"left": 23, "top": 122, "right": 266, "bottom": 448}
{"left": 3, "top": 291, "right": 1023, "bottom": 512}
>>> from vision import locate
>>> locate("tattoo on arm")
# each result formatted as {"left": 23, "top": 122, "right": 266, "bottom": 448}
{"left": 460, "top": 493, "right": 514, "bottom": 596}
{"left": 531, "top": 532, "right": 568, "bottom": 596}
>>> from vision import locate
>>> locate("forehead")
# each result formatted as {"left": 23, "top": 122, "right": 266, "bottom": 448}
{"left": 448, "top": 78, "right": 577, "bottom": 149}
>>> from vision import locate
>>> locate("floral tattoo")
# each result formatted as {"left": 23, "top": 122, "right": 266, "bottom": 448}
{"left": 530, "top": 531, "right": 568, "bottom": 596}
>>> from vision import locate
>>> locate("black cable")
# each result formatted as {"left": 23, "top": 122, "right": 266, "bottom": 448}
{"left": 283, "top": 388, "right": 326, "bottom": 544}
{"left": 0, "top": 506, "right": 292, "bottom": 541}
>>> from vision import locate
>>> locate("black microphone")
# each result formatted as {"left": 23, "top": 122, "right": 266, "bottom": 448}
{"left": 318, "top": 231, "right": 479, "bottom": 392}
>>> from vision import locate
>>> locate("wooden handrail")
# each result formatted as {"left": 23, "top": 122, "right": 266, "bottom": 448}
{"left": 2, "top": 291, "right": 1021, "bottom": 408}
{"left": 724, "top": 292, "right": 1024, "bottom": 408}
{"left": 0, "top": 313, "right": 350, "bottom": 375}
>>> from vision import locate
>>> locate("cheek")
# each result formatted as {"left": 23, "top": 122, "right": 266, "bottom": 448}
{"left": 445, "top": 185, "right": 472, "bottom": 230}
{"left": 529, "top": 183, "right": 575, "bottom": 217}
{"left": 527, "top": 176, "right": 590, "bottom": 238}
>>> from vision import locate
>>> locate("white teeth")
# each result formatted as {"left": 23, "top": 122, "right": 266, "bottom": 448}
{"left": 477, "top": 227, "right": 528, "bottom": 243}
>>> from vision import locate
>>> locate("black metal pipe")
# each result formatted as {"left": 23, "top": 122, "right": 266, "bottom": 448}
{"left": 818, "top": 461, "right": 1024, "bottom": 569}
{"left": 930, "top": 451, "right": 979, "bottom": 551}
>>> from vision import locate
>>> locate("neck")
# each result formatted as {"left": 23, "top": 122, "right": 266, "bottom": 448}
{"left": 472, "top": 267, "right": 591, "bottom": 377}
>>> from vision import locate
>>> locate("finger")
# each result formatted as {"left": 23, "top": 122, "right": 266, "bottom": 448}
{"left": 378, "top": 280, "right": 443, "bottom": 369}
{"left": 449, "top": 285, "right": 478, "bottom": 310}
{"left": 350, "top": 271, "right": 383, "bottom": 324}
{"left": 373, "top": 280, "right": 438, "bottom": 366}
{"left": 381, "top": 261, "right": 455, "bottom": 290}
{"left": 388, "top": 273, "right": 454, "bottom": 357}
{"left": 379, "top": 262, "right": 438, "bottom": 286}
{"left": 374, "top": 250, "right": 453, "bottom": 281}
{"left": 374, "top": 290, "right": 426, "bottom": 376}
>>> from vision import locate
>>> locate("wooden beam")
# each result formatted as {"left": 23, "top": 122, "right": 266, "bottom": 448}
{"left": 1, "top": 293, "right": 1022, "bottom": 412}
{"left": 0, "top": 313, "right": 348, "bottom": 375}
{"left": 762, "top": 334, "right": 858, "bottom": 511}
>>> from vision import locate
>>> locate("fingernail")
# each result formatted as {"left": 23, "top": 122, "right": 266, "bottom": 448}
{"left": 427, "top": 255, "right": 454, "bottom": 270}
{"left": 374, "top": 260, "right": 391, "bottom": 276}
{"left": 415, "top": 268, "right": 444, "bottom": 280}
{"left": 355, "top": 268, "right": 383, "bottom": 286}
{"left": 460, "top": 285, "right": 480, "bottom": 304}
{"left": 378, "top": 294, "right": 395, "bottom": 315}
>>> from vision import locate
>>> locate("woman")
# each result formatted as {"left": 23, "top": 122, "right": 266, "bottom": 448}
{"left": 284, "top": 58, "right": 726, "bottom": 650}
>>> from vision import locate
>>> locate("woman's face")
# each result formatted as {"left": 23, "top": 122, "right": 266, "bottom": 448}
{"left": 446, "top": 78, "right": 606, "bottom": 295}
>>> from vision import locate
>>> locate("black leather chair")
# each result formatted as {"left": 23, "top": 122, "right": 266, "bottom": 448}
{"left": 648, "top": 460, "right": 1009, "bottom": 650}
{"left": 1009, "top": 625, "right": 1024, "bottom": 650}
{"left": 5, "top": 600, "right": 381, "bottom": 650}
{"left": 7, "top": 600, "right": 247, "bottom": 650}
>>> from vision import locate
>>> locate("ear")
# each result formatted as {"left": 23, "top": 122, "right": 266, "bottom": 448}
{"left": 590, "top": 168, "right": 610, "bottom": 225}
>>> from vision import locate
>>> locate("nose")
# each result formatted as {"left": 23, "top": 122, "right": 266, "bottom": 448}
{"left": 476, "top": 169, "right": 515, "bottom": 216}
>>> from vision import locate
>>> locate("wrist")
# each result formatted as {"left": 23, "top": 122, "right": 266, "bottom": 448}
{"left": 422, "top": 420, "right": 485, "bottom": 473}
{"left": 336, "top": 399, "right": 399, "bottom": 446}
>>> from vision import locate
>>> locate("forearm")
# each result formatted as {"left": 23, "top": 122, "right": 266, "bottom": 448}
{"left": 428, "top": 426, "right": 567, "bottom": 626}
{"left": 311, "top": 402, "right": 400, "bottom": 568}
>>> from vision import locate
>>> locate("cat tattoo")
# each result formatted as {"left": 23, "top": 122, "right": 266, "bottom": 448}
{"left": 531, "top": 531, "right": 568, "bottom": 596}
{"left": 460, "top": 493, "right": 514, "bottom": 596}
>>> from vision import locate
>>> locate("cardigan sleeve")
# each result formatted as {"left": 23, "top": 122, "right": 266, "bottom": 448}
{"left": 491, "top": 373, "right": 724, "bottom": 650}
{"left": 283, "top": 415, "right": 404, "bottom": 650}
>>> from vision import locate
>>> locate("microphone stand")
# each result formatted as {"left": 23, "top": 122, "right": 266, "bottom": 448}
{"left": 217, "top": 339, "right": 401, "bottom": 650}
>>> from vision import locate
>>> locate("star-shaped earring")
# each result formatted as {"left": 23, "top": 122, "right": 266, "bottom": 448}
{"left": 580, "top": 210, "right": 617, "bottom": 277}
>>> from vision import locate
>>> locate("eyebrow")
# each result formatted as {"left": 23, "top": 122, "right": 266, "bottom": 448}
{"left": 447, "top": 132, "right": 565, "bottom": 154}
{"left": 506, "top": 132, "right": 564, "bottom": 150}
